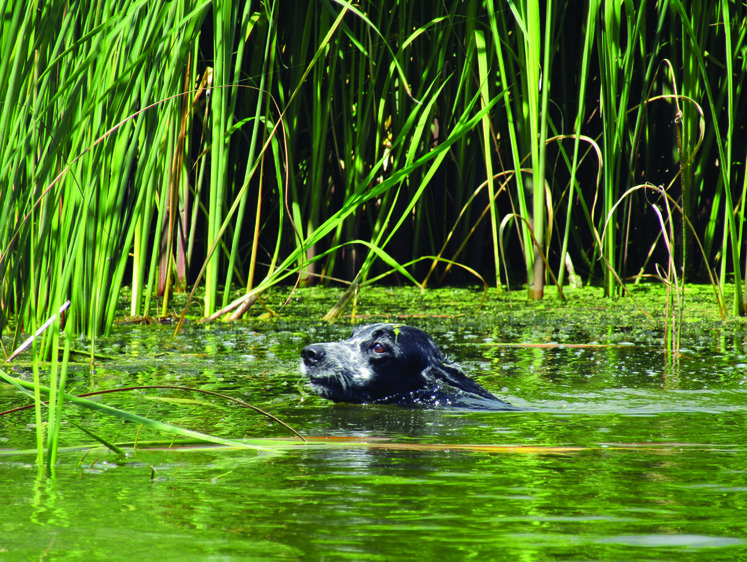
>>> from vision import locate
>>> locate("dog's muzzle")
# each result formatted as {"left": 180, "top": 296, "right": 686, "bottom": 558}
{"left": 301, "top": 344, "right": 327, "bottom": 369}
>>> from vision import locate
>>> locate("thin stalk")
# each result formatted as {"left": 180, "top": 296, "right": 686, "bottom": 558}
{"left": 487, "top": 0, "right": 534, "bottom": 283}
{"left": 205, "top": 0, "right": 234, "bottom": 316}
{"left": 475, "top": 29, "right": 501, "bottom": 291}
{"left": 532, "top": 0, "right": 553, "bottom": 299}
{"left": 557, "top": 0, "right": 598, "bottom": 289}
{"left": 671, "top": 0, "right": 744, "bottom": 313}
{"left": 245, "top": 5, "right": 277, "bottom": 292}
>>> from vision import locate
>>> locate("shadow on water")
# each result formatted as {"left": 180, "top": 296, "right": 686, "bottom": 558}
{"left": 2, "top": 288, "right": 747, "bottom": 559}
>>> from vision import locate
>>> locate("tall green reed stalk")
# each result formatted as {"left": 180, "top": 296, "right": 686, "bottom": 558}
{"left": 475, "top": 29, "right": 502, "bottom": 291}
{"left": 2, "top": 301, "right": 71, "bottom": 472}
{"left": 0, "top": 0, "right": 209, "bottom": 342}
{"left": 595, "top": 0, "right": 640, "bottom": 297}
{"left": 556, "top": 0, "right": 598, "bottom": 291}
{"left": 486, "top": 0, "right": 557, "bottom": 299}
{"left": 670, "top": 0, "right": 745, "bottom": 314}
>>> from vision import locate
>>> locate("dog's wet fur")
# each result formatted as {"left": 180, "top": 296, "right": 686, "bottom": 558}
{"left": 301, "top": 323, "right": 516, "bottom": 410}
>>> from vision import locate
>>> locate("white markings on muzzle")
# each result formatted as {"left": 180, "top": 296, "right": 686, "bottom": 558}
{"left": 301, "top": 341, "right": 374, "bottom": 397}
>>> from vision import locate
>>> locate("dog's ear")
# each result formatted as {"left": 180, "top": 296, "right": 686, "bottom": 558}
{"left": 422, "top": 362, "right": 498, "bottom": 401}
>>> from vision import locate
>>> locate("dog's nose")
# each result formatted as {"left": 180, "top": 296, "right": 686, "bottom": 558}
{"left": 301, "top": 344, "right": 326, "bottom": 366}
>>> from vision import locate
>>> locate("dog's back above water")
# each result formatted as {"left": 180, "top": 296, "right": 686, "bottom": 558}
{"left": 300, "top": 323, "right": 517, "bottom": 410}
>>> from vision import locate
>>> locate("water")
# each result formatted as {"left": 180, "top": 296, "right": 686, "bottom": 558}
{"left": 2, "top": 289, "right": 747, "bottom": 559}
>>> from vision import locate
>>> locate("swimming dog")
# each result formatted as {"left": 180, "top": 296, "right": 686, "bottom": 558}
{"left": 301, "top": 323, "right": 516, "bottom": 410}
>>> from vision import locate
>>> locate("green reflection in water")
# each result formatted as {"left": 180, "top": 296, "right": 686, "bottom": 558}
{"left": 1, "top": 286, "right": 746, "bottom": 559}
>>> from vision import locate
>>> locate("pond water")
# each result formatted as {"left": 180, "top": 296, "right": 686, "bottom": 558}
{"left": 2, "top": 287, "right": 747, "bottom": 559}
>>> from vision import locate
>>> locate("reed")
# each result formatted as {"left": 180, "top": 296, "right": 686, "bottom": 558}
{"left": 670, "top": 0, "right": 745, "bottom": 314}
{"left": 1, "top": 0, "right": 746, "bottom": 346}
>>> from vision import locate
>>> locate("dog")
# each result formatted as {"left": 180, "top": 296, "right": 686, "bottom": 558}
{"left": 300, "top": 323, "right": 516, "bottom": 410}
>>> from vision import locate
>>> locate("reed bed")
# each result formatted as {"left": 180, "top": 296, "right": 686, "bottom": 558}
{"left": 2, "top": 0, "right": 745, "bottom": 347}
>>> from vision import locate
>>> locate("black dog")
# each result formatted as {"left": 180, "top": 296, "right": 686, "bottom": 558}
{"left": 300, "top": 323, "right": 516, "bottom": 410}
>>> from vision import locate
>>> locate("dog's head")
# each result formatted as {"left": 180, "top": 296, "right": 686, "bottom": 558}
{"left": 300, "top": 323, "right": 513, "bottom": 408}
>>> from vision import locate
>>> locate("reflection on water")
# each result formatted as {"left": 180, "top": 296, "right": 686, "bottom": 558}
{"left": 1, "top": 314, "right": 747, "bottom": 559}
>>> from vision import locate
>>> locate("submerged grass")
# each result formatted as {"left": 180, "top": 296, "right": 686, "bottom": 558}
{"left": 0, "top": 362, "right": 300, "bottom": 472}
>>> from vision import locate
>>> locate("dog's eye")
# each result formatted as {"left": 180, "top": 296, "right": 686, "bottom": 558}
{"left": 372, "top": 342, "right": 386, "bottom": 354}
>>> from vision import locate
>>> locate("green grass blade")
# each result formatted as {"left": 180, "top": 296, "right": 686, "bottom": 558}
{"left": 0, "top": 369, "right": 271, "bottom": 452}
{"left": 475, "top": 29, "right": 501, "bottom": 290}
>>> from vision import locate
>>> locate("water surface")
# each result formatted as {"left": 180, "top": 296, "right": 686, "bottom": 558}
{"left": 2, "top": 288, "right": 746, "bottom": 559}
